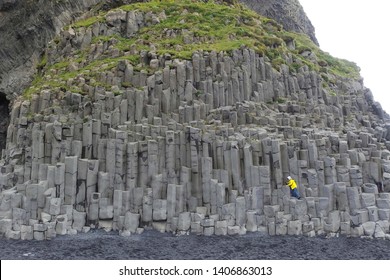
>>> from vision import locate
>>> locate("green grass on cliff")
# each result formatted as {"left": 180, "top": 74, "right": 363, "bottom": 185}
{"left": 24, "top": 0, "right": 361, "bottom": 98}
{"left": 290, "top": 32, "right": 360, "bottom": 79}
{"left": 121, "top": 0, "right": 287, "bottom": 58}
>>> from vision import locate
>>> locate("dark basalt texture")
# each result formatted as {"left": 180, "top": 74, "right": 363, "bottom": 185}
{"left": 239, "top": 0, "right": 318, "bottom": 45}
{"left": 0, "top": 0, "right": 318, "bottom": 98}
{"left": 1, "top": 230, "right": 389, "bottom": 260}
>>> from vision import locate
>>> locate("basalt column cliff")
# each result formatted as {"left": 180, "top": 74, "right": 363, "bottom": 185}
{"left": 0, "top": 0, "right": 390, "bottom": 241}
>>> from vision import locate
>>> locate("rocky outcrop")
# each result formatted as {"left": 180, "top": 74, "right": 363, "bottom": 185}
{"left": 0, "top": 3, "right": 389, "bottom": 240}
{"left": 1, "top": 0, "right": 92, "bottom": 151}
{"left": 0, "top": 0, "right": 317, "bottom": 99}
{"left": 0, "top": 0, "right": 318, "bottom": 153}
{"left": 0, "top": 0, "right": 106, "bottom": 98}
{"left": 239, "top": 0, "right": 319, "bottom": 45}
{"left": 0, "top": 0, "right": 149, "bottom": 149}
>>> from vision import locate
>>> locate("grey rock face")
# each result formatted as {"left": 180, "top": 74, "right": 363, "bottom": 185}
{"left": 0, "top": 0, "right": 18, "bottom": 11}
{"left": 0, "top": 2, "right": 389, "bottom": 241}
{"left": 0, "top": 0, "right": 141, "bottom": 96}
{"left": 0, "top": 94, "right": 9, "bottom": 151}
{"left": 239, "top": 0, "right": 319, "bottom": 45}
{"left": 0, "top": 0, "right": 317, "bottom": 98}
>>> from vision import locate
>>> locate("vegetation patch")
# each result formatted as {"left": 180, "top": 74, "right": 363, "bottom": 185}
{"left": 72, "top": 15, "right": 105, "bottom": 28}
{"left": 25, "top": 0, "right": 362, "bottom": 98}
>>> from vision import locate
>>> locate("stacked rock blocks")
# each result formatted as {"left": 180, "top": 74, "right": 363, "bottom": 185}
{"left": 0, "top": 8, "right": 390, "bottom": 240}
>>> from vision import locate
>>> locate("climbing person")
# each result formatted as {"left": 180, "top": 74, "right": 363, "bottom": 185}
{"left": 286, "top": 176, "right": 301, "bottom": 199}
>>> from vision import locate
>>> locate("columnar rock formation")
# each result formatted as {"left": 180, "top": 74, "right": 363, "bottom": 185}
{"left": 0, "top": 1, "right": 389, "bottom": 241}
{"left": 0, "top": 0, "right": 318, "bottom": 152}
{"left": 0, "top": 0, "right": 318, "bottom": 98}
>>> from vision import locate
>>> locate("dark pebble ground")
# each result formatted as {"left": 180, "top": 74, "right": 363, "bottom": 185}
{"left": 1, "top": 229, "right": 390, "bottom": 260}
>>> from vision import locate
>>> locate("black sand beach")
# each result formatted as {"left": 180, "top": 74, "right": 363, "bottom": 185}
{"left": 1, "top": 230, "right": 389, "bottom": 260}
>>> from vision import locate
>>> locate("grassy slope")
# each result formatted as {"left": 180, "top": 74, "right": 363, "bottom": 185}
{"left": 25, "top": 0, "right": 360, "bottom": 98}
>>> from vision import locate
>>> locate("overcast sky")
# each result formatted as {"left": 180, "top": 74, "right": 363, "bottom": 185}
{"left": 299, "top": 0, "right": 390, "bottom": 113}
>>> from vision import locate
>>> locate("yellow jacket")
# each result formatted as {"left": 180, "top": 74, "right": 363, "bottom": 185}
{"left": 287, "top": 179, "right": 297, "bottom": 190}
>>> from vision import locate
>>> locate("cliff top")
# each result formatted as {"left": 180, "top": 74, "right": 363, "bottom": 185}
{"left": 0, "top": 0, "right": 322, "bottom": 98}
{"left": 23, "top": 0, "right": 360, "bottom": 99}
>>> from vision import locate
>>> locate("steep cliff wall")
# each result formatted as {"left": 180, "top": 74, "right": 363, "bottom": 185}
{"left": 0, "top": 0, "right": 320, "bottom": 153}
{"left": 0, "top": 0, "right": 103, "bottom": 98}
{"left": 0, "top": 0, "right": 318, "bottom": 99}
{"left": 0, "top": 0, "right": 150, "bottom": 150}
{"left": 239, "top": 0, "right": 318, "bottom": 45}
{"left": 0, "top": 1, "right": 389, "bottom": 241}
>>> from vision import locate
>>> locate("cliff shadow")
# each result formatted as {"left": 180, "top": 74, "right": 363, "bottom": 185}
{"left": 0, "top": 92, "right": 10, "bottom": 152}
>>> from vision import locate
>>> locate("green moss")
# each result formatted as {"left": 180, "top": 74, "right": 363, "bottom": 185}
{"left": 271, "top": 57, "right": 285, "bottom": 70}
{"left": 121, "top": 82, "right": 133, "bottom": 88}
{"left": 328, "top": 89, "right": 337, "bottom": 96}
{"left": 72, "top": 15, "right": 104, "bottom": 28}
{"left": 289, "top": 62, "right": 302, "bottom": 73}
{"left": 317, "top": 51, "right": 360, "bottom": 79}
{"left": 118, "top": 0, "right": 278, "bottom": 58}
{"left": 52, "top": 60, "right": 70, "bottom": 70}
{"left": 73, "top": 0, "right": 360, "bottom": 82}
{"left": 25, "top": 0, "right": 362, "bottom": 99}
{"left": 290, "top": 32, "right": 360, "bottom": 79}
{"left": 321, "top": 73, "right": 330, "bottom": 83}
{"left": 37, "top": 54, "right": 48, "bottom": 71}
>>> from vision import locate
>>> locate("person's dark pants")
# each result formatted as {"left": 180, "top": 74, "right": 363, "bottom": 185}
{"left": 290, "top": 188, "right": 300, "bottom": 199}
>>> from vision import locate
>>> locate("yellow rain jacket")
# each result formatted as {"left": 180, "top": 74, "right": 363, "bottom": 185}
{"left": 287, "top": 179, "right": 297, "bottom": 190}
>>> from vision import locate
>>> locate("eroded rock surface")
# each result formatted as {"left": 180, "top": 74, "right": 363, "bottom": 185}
{"left": 0, "top": 1, "right": 389, "bottom": 242}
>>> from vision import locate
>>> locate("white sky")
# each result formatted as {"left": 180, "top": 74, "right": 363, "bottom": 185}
{"left": 299, "top": 0, "right": 390, "bottom": 113}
